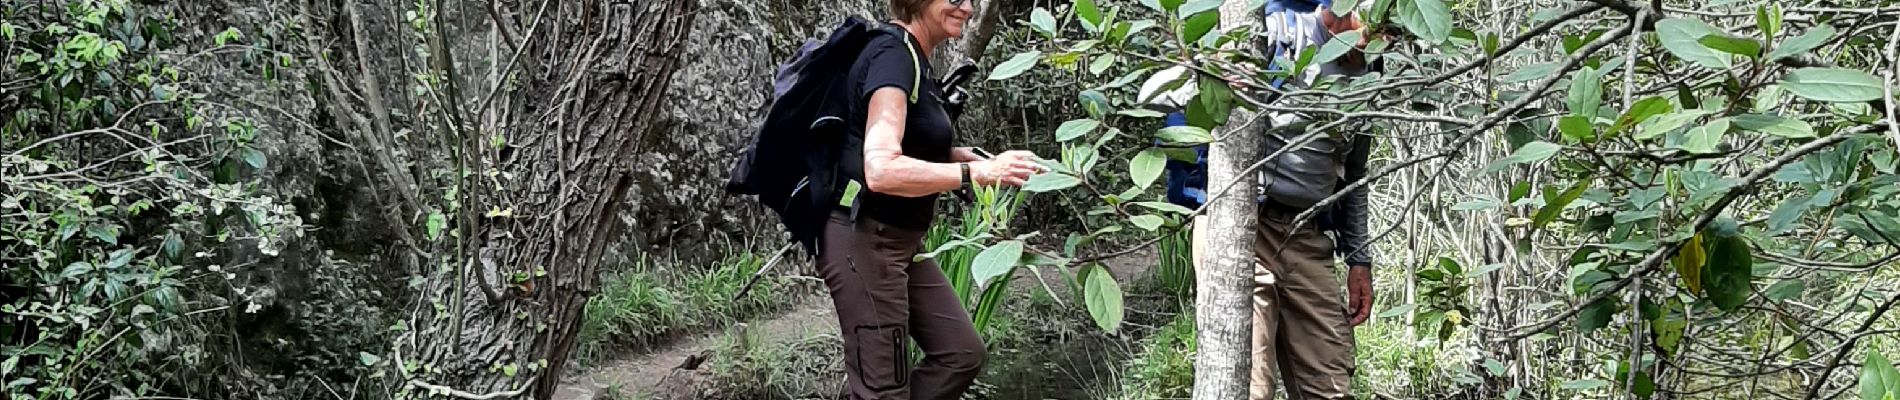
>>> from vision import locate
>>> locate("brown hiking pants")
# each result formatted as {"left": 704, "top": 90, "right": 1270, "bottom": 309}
{"left": 1251, "top": 204, "right": 1357, "bottom": 400}
{"left": 817, "top": 212, "right": 986, "bottom": 400}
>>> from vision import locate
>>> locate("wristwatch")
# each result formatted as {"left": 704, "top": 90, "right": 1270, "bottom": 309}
{"left": 959, "top": 163, "right": 973, "bottom": 189}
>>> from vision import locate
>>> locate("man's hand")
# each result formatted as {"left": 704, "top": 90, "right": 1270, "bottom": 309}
{"left": 1348, "top": 265, "right": 1373, "bottom": 326}
{"left": 1319, "top": 10, "right": 1374, "bottom": 70}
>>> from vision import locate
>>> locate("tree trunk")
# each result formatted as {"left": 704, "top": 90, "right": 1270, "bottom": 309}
{"left": 1193, "top": 2, "right": 1264, "bottom": 399}
{"left": 395, "top": 1, "right": 700, "bottom": 399}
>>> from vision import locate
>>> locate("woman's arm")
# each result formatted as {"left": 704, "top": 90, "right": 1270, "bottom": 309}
{"left": 861, "top": 87, "right": 964, "bottom": 197}
{"left": 861, "top": 87, "right": 1040, "bottom": 197}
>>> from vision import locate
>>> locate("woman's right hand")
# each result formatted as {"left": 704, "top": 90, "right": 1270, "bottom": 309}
{"left": 971, "top": 150, "right": 1042, "bottom": 187}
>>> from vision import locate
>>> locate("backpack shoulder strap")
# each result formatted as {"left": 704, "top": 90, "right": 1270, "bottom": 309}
{"left": 876, "top": 24, "right": 923, "bottom": 105}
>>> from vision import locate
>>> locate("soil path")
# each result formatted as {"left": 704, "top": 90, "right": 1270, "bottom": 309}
{"left": 552, "top": 294, "right": 836, "bottom": 400}
{"left": 553, "top": 248, "right": 1161, "bottom": 400}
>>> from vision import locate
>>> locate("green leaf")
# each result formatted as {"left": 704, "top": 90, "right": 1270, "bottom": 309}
{"left": 1156, "top": 126, "right": 1214, "bottom": 145}
{"left": 1451, "top": 197, "right": 1501, "bottom": 211}
{"left": 1732, "top": 114, "right": 1815, "bottom": 138}
{"left": 1652, "top": 312, "right": 1686, "bottom": 356}
{"left": 106, "top": 249, "right": 135, "bottom": 270}
{"left": 1377, "top": 303, "right": 1417, "bottom": 318}
{"left": 1679, "top": 118, "right": 1731, "bottom": 154}
{"left": 1577, "top": 298, "right": 1617, "bottom": 333}
{"left": 1503, "top": 63, "right": 1557, "bottom": 84}
{"left": 1864, "top": 353, "right": 1900, "bottom": 400}
{"left": 1481, "top": 141, "right": 1563, "bottom": 174}
{"left": 1698, "top": 34, "right": 1762, "bottom": 57}
{"left": 1031, "top": 7, "right": 1057, "bottom": 37}
{"left": 1781, "top": 68, "right": 1885, "bottom": 103}
{"left": 1333, "top": 0, "right": 1362, "bottom": 14}
{"left": 1130, "top": 215, "right": 1165, "bottom": 231}
{"left": 1398, "top": 0, "right": 1453, "bottom": 44}
{"left": 1611, "top": 96, "right": 1676, "bottom": 136}
{"left": 1076, "top": 0, "right": 1104, "bottom": 29}
{"left": 1084, "top": 264, "right": 1125, "bottom": 332}
{"left": 1089, "top": 54, "right": 1117, "bottom": 76}
{"left": 1534, "top": 180, "right": 1589, "bottom": 229}
{"left": 1023, "top": 173, "right": 1082, "bottom": 192}
{"left": 1133, "top": 201, "right": 1193, "bottom": 215}
{"left": 1315, "top": 31, "right": 1364, "bottom": 64}
{"left": 243, "top": 148, "right": 267, "bottom": 169}
{"left": 988, "top": 51, "right": 1041, "bottom": 81}
{"left": 1055, "top": 119, "right": 1101, "bottom": 142}
{"left": 1178, "top": 0, "right": 1222, "bottom": 18}
{"left": 1567, "top": 67, "right": 1603, "bottom": 119}
{"left": 162, "top": 231, "right": 185, "bottom": 260}
{"left": 87, "top": 225, "right": 120, "bottom": 244}
{"left": 61, "top": 262, "right": 93, "bottom": 279}
{"left": 1559, "top": 115, "right": 1595, "bottom": 143}
{"left": 426, "top": 210, "right": 447, "bottom": 241}
{"left": 1702, "top": 235, "right": 1755, "bottom": 312}
{"left": 1197, "top": 74, "right": 1234, "bottom": 126}
{"left": 1117, "top": 109, "right": 1166, "bottom": 119}
{"left": 1766, "top": 25, "right": 1834, "bottom": 61}
{"left": 1181, "top": 11, "right": 1220, "bottom": 44}
{"left": 1657, "top": 19, "right": 1732, "bottom": 69}
{"left": 1130, "top": 149, "right": 1167, "bottom": 191}
{"left": 972, "top": 240, "right": 1025, "bottom": 288}
{"left": 1765, "top": 278, "right": 1806, "bottom": 301}
{"left": 1637, "top": 109, "right": 1713, "bottom": 140}
{"left": 1768, "top": 194, "right": 1811, "bottom": 234}
{"left": 358, "top": 352, "right": 382, "bottom": 366}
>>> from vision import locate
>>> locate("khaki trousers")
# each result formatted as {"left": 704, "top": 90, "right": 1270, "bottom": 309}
{"left": 1249, "top": 205, "right": 1357, "bottom": 400}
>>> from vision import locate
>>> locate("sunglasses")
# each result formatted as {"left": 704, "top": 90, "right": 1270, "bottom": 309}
{"left": 948, "top": 0, "right": 976, "bottom": 7}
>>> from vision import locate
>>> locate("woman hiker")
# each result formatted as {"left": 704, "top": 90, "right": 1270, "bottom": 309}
{"left": 817, "top": 0, "right": 1045, "bottom": 398}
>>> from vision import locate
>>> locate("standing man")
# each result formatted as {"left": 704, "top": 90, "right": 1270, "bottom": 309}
{"left": 1250, "top": 1, "right": 1378, "bottom": 399}
{"left": 1141, "top": 2, "right": 1379, "bottom": 397}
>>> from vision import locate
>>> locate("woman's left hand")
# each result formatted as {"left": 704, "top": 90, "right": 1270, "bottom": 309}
{"left": 951, "top": 147, "right": 987, "bottom": 162}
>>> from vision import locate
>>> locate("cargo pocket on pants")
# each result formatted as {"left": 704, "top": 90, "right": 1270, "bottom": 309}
{"left": 853, "top": 323, "right": 910, "bottom": 391}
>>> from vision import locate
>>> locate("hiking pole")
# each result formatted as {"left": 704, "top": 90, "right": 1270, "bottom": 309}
{"left": 732, "top": 241, "right": 800, "bottom": 301}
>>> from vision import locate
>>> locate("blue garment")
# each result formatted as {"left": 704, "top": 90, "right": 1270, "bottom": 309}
{"left": 1263, "top": 0, "right": 1328, "bottom": 14}
{"left": 1161, "top": 112, "right": 1209, "bottom": 209}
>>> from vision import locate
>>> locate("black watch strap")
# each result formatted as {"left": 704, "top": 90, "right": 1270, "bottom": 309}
{"left": 960, "top": 163, "right": 973, "bottom": 188}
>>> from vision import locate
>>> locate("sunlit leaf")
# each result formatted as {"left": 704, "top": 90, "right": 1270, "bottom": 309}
{"left": 1130, "top": 149, "right": 1167, "bottom": 191}
{"left": 1077, "top": 0, "right": 1104, "bottom": 30}
{"left": 1732, "top": 114, "right": 1816, "bottom": 138}
{"left": 1782, "top": 68, "right": 1884, "bottom": 103}
{"left": 1657, "top": 18, "right": 1732, "bottom": 69}
{"left": 1862, "top": 352, "right": 1900, "bottom": 400}
{"left": 1084, "top": 263, "right": 1125, "bottom": 332}
{"left": 1766, "top": 25, "right": 1834, "bottom": 61}
{"left": 1031, "top": 7, "right": 1057, "bottom": 37}
{"left": 988, "top": 51, "right": 1041, "bottom": 81}
{"left": 1055, "top": 119, "right": 1101, "bottom": 142}
{"left": 1156, "top": 126, "right": 1214, "bottom": 145}
{"left": 1481, "top": 141, "right": 1563, "bottom": 174}
{"left": 1023, "top": 173, "right": 1082, "bottom": 192}
{"left": 1679, "top": 118, "right": 1731, "bottom": 154}
{"left": 1698, "top": 33, "right": 1762, "bottom": 57}
{"left": 1130, "top": 215, "right": 1165, "bottom": 231}
{"left": 972, "top": 240, "right": 1025, "bottom": 288}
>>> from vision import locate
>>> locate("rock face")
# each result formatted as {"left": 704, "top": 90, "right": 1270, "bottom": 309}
{"left": 622, "top": 0, "right": 953, "bottom": 263}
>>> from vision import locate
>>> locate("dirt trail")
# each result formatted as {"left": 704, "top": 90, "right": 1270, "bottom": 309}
{"left": 553, "top": 294, "right": 838, "bottom": 400}
{"left": 553, "top": 248, "right": 1160, "bottom": 400}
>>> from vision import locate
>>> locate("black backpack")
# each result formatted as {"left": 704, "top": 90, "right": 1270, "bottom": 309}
{"left": 724, "top": 17, "right": 924, "bottom": 257}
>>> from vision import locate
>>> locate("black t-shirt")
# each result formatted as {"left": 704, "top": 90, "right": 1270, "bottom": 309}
{"left": 849, "top": 30, "right": 954, "bottom": 231}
